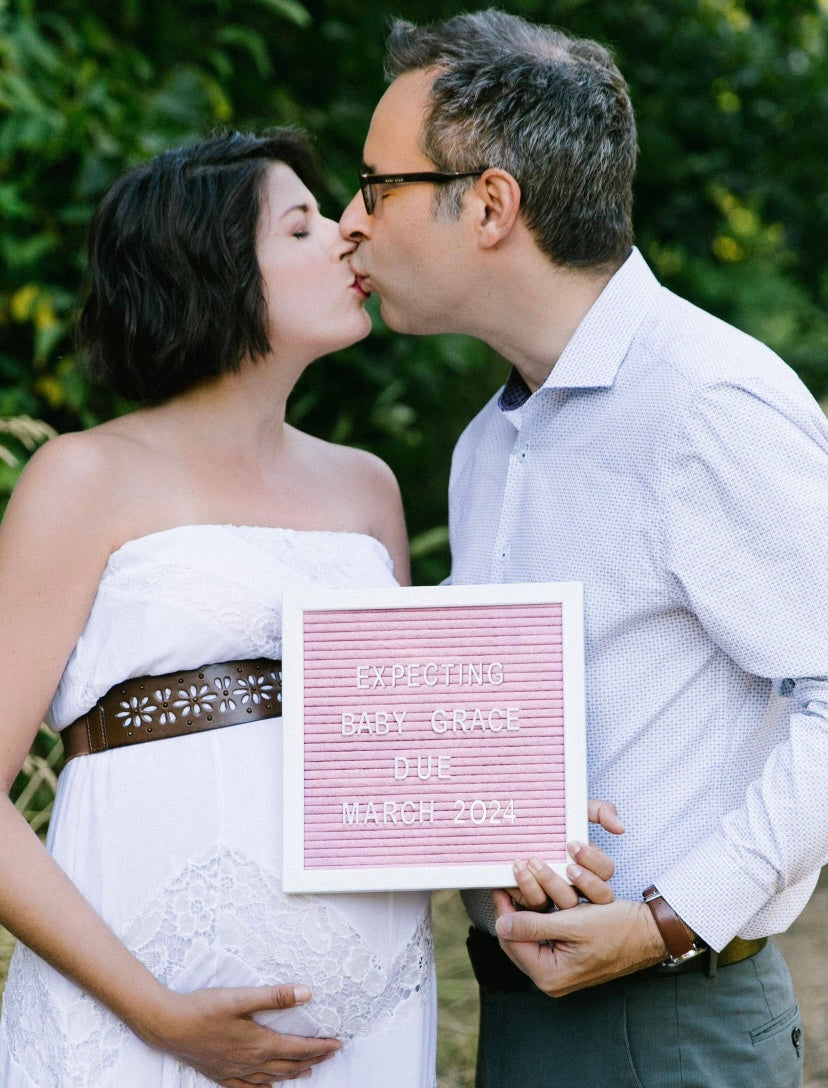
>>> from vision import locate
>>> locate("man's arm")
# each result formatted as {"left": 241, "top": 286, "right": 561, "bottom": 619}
{"left": 496, "top": 378, "right": 828, "bottom": 993}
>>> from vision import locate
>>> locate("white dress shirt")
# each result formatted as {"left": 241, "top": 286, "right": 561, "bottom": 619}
{"left": 451, "top": 247, "right": 828, "bottom": 951}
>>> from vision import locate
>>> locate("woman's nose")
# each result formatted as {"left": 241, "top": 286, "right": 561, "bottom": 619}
{"left": 339, "top": 190, "right": 371, "bottom": 244}
{"left": 321, "top": 215, "right": 356, "bottom": 261}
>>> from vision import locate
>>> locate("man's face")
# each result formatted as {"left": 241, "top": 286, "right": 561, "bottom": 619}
{"left": 339, "top": 70, "right": 474, "bottom": 336}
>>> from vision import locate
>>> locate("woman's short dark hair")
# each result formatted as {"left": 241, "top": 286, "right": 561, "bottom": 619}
{"left": 76, "top": 128, "right": 320, "bottom": 405}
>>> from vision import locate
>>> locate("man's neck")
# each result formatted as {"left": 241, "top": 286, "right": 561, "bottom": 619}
{"left": 473, "top": 243, "right": 619, "bottom": 391}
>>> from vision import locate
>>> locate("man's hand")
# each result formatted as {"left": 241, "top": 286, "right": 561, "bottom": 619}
{"left": 492, "top": 895, "right": 668, "bottom": 997}
{"left": 490, "top": 799, "right": 669, "bottom": 997}
{"left": 504, "top": 799, "right": 624, "bottom": 911}
{"left": 506, "top": 843, "right": 616, "bottom": 911}
{"left": 587, "top": 799, "right": 625, "bottom": 837}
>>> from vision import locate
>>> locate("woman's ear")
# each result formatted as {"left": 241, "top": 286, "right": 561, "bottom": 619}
{"left": 473, "top": 169, "right": 522, "bottom": 249}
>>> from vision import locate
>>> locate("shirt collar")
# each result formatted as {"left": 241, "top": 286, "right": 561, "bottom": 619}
{"left": 498, "top": 247, "right": 661, "bottom": 417}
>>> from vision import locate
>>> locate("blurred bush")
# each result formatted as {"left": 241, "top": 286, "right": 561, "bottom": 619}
{"left": 1, "top": 0, "right": 826, "bottom": 587}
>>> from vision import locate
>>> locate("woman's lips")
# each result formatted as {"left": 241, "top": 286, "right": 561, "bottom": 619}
{"left": 352, "top": 275, "right": 371, "bottom": 299}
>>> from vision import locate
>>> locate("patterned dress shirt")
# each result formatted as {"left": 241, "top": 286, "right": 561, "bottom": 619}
{"left": 451, "top": 247, "right": 828, "bottom": 951}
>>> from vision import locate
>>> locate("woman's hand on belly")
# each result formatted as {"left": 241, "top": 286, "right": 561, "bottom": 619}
{"left": 140, "top": 983, "right": 342, "bottom": 1084}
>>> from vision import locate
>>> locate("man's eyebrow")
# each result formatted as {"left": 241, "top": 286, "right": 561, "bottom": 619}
{"left": 361, "top": 162, "right": 376, "bottom": 174}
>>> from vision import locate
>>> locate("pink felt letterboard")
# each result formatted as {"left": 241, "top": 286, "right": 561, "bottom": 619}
{"left": 281, "top": 582, "right": 586, "bottom": 892}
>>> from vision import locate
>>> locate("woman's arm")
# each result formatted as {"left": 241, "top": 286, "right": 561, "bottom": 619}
{"left": 0, "top": 435, "right": 340, "bottom": 1084}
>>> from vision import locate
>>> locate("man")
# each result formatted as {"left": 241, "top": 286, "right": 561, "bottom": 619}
{"left": 339, "top": 10, "right": 828, "bottom": 1087}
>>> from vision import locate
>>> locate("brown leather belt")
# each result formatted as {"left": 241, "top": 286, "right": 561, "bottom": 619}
{"left": 466, "top": 928, "right": 768, "bottom": 992}
{"left": 60, "top": 658, "right": 282, "bottom": 761}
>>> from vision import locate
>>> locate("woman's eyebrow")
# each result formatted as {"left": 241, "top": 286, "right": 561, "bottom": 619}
{"left": 277, "top": 199, "right": 319, "bottom": 220}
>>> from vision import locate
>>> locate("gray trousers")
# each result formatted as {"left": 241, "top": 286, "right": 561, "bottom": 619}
{"left": 475, "top": 942, "right": 803, "bottom": 1088}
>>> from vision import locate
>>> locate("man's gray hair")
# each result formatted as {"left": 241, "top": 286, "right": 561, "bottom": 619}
{"left": 385, "top": 10, "right": 637, "bottom": 270}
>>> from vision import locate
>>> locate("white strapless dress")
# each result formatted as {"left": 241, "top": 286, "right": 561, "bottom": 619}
{"left": 0, "top": 525, "right": 436, "bottom": 1088}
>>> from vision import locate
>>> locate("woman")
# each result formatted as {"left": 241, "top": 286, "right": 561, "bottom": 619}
{"left": 0, "top": 129, "right": 433, "bottom": 1086}
{"left": 0, "top": 129, "right": 616, "bottom": 1086}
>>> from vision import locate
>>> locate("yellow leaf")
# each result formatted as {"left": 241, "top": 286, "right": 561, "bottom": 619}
{"left": 10, "top": 284, "right": 39, "bottom": 322}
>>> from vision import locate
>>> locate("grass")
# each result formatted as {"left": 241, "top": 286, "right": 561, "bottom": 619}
{"left": 433, "top": 889, "right": 479, "bottom": 1087}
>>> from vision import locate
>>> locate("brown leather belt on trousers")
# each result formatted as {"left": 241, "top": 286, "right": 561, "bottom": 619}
{"left": 60, "top": 659, "right": 282, "bottom": 761}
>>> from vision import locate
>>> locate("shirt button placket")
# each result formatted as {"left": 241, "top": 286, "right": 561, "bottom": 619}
{"left": 491, "top": 434, "right": 531, "bottom": 581}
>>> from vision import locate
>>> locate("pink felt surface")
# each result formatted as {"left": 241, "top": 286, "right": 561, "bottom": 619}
{"left": 300, "top": 603, "right": 567, "bottom": 868}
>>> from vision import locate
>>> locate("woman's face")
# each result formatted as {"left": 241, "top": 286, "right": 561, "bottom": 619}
{"left": 256, "top": 163, "right": 372, "bottom": 363}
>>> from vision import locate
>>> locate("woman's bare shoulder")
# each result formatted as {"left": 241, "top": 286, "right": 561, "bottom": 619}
{"left": 296, "top": 427, "right": 398, "bottom": 487}
{"left": 293, "top": 430, "right": 410, "bottom": 583}
{"left": 296, "top": 434, "right": 401, "bottom": 526}
{"left": 4, "top": 423, "right": 158, "bottom": 554}
{"left": 15, "top": 427, "right": 136, "bottom": 503}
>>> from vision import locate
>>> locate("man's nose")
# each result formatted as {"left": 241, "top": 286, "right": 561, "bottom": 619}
{"left": 339, "top": 191, "right": 371, "bottom": 243}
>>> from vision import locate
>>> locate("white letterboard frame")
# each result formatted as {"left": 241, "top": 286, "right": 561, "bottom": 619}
{"left": 281, "top": 581, "right": 587, "bottom": 893}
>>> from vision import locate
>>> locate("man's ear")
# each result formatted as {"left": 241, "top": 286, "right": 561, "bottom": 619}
{"left": 473, "top": 169, "right": 522, "bottom": 249}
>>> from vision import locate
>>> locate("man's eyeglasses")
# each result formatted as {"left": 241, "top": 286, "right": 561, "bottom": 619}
{"left": 358, "top": 168, "right": 489, "bottom": 215}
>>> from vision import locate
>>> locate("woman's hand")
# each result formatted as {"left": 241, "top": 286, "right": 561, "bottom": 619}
{"left": 142, "top": 984, "right": 342, "bottom": 1085}
{"left": 500, "top": 799, "right": 624, "bottom": 912}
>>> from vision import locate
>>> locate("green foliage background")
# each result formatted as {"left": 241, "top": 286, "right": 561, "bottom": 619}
{"left": 0, "top": 7, "right": 825, "bottom": 1079}
{"left": 1, "top": 0, "right": 827, "bottom": 587}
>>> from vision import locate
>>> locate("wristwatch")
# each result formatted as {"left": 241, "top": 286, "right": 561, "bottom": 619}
{"left": 642, "top": 885, "right": 708, "bottom": 967}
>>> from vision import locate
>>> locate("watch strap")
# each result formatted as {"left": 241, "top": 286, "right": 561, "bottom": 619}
{"left": 642, "top": 884, "right": 707, "bottom": 966}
